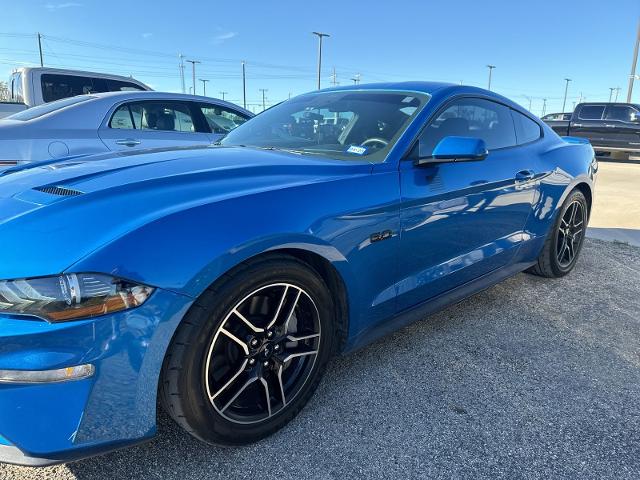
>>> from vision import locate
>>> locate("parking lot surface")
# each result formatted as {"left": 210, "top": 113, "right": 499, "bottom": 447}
{"left": 588, "top": 161, "right": 640, "bottom": 246}
{"left": 2, "top": 238, "right": 639, "bottom": 480}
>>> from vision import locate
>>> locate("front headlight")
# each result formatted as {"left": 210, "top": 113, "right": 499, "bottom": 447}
{"left": 0, "top": 273, "right": 154, "bottom": 322}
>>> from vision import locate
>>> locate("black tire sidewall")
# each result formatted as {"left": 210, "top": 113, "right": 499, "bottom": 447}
{"left": 169, "top": 256, "right": 335, "bottom": 445}
{"left": 549, "top": 190, "right": 588, "bottom": 276}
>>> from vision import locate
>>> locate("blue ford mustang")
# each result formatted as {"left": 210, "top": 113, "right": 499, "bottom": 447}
{"left": 0, "top": 82, "right": 596, "bottom": 466}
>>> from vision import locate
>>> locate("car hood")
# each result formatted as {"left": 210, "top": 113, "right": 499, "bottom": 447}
{"left": 0, "top": 145, "right": 372, "bottom": 280}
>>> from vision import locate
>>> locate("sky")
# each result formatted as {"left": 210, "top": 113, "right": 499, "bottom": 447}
{"left": 1, "top": 0, "right": 639, "bottom": 114}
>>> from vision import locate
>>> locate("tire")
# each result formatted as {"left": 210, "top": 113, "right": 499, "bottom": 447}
{"left": 159, "top": 254, "right": 336, "bottom": 445}
{"left": 527, "top": 189, "right": 588, "bottom": 278}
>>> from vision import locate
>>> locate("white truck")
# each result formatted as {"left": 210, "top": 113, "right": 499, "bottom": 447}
{"left": 1, "top": 67, "right": 151, "bottom": 119}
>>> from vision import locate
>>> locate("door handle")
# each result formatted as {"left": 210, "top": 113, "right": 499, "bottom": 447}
{"left": 572, "top": 123, "right": 583, "bottom": 127}
{"left": 604, "top": 124, "right": 616, "bottom": 128}
{"left": 515, "top": 169, "right": 535, "bottom": 182}
{"left": 115, "top": 139, "right": 141, "bottom": 147}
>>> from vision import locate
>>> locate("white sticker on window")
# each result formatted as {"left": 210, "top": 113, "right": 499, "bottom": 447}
{"left": 346, "top": 145, "right": 368, "bottom": 155}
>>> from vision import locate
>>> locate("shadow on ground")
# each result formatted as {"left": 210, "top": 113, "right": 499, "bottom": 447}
{"left": 2, "top": 239, "right": 639, "bottom": 480}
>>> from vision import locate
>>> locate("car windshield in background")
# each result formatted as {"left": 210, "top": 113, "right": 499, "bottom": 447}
{"left": 220, "top": 90, "right": 429, "bottom": 162}
{"left": 7, "top": 95, "right": 95, "bottom": 121}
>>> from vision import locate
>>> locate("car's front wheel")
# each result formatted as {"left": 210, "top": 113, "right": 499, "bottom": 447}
{"left": 528, "top": 189, "right": 588, "bottom": 278}
{"left": 160, "top": 254, "right": 335, "bottom": 445}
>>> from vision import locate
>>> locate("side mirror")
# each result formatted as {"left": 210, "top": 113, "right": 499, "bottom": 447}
{"left": 416, "top": 136, "right": 488, "bottom": 166}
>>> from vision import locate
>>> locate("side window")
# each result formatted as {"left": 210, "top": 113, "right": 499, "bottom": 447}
{"left": 105, "top": 79, "right": 146, "bottom": 92}
{"left": 578, "top": 105, "right": 605, "bottom": 120}
{"left": 11, "top": 72, "right": 24, "bottom": 103}
{"left": 199, "top": 103, "right": 250, "bottom": 134}
{"left": 41, "top": 74, "right": 108, "bottom": 102}
{"left": 511, "top": 110, "right": 541, "bottom": 145}
{"left": 109, "top": 104, "right": 135, "bottom": 129}
{"left": 605, "top": 105, "right": 639, "bottom": 123}
{"left": 419, "top": 97, "right": 516, "bottom": 156}
{"left": 126, "top": 101, "right": 196, "bottom": 132}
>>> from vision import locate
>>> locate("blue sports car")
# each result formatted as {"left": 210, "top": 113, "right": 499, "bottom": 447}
{"left": 0, "top": 82, "right": 596, "bottom": 466}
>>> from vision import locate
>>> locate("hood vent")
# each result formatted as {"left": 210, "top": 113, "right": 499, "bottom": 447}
{"left": 33, "top": 185, "right": 84, "bottom": 197}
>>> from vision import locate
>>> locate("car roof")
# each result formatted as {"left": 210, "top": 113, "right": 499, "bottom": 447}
{"left": 319, "top": 81, "right": 455, "bottom": 95}
{"left": 73, "top": 91, "right": 254, "bottom": 116}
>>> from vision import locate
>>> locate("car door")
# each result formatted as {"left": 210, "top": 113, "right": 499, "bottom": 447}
{"left": 98, "top": 100, "right": 213, "bottom": 151}
{"left": 569, "top": 104, "right": 610, "bottom": 148}
{"left": 396, "top": 97, "right": 538, "bottom": 310}
{"left": 197, "top": 102, "right": 251, "bottom": 142}
{"left": 603, "top": 104, "right": 640, "bottom": 151}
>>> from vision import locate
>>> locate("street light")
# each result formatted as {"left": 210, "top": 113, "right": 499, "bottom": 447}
{"left": 312, "top": 32, "right": 330, "bottom": 90}
{"left": 186, "top": 59, "right": 201, "bottom": 95}
{"left": 562, "top": 78, "right": 572, "bottom": 113}
{"left": 486, "top": 65, "right": 496, "bottom": 91}
{"left": 199, "top": 79, "right": 209, "bottom": 96}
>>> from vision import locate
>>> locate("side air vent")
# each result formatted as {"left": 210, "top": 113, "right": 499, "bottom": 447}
{"left": 33, "top": 185, "right": 84, "bottom": 197}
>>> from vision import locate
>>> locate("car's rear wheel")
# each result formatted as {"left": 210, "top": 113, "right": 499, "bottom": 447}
{"left": 160, "top": 254, "right": 335, "bottom": 445}
{"left": 528, "top": 189, "right": 588, "bottom": 278}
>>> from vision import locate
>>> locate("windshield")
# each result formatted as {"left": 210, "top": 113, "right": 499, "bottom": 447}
{"left": 8, "top": 95, "right": 95, "bottom": 121}
{"left": 220, "top": 90, "right": 429, "bottom": 162}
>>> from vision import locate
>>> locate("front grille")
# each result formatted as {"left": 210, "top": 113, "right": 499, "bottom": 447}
{"left": 33, "top": 185, "right": 84, "bottom": 197}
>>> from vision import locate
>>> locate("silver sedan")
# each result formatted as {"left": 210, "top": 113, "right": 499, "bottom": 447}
{"left": 0, "top": 91, "right": 253, "bottom": 169}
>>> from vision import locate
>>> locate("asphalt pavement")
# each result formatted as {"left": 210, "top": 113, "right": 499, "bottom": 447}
{"left": 2, "top": 237, "right": 639, "bottom": 479}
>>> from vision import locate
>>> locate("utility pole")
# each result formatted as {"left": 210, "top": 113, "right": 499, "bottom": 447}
{"left": 242, "top": 61, "right": 247, "bottom": 109}
{"left": 614, "top": 87, "right": 621, "bottom": 102}
{"left": 523, "top": 95, "right": 532, "bottom": 111}
{"left": 330, "top": 67, "right": 338, "bottom": 86}
{"left": 627, "top": 17, "right": 640, "bottom": 102}
{"left": 312, "top": 32, "right": 330, "bottom": 90}
{"left": 609, "top": 87, "right": 615, "bottom": 102}
{"left": 186, "top": 59, "right": 200, "bottom": 96}
{"left": 562, "top": 78, "right": 572, "bottom": 113}
{"left": 486, "top": 65, "right": 496, "bottom": 91}
{"left": 37, "top": 32, "right": 44, "bottom": 67}
{"left": 541, "top": 98, "right": 547, "bottom": 117}
{"left": 219, "top": 91, "right": 227, "bottom": 100}
{"left": 259, "top": 88, "right": 268, "bottom": 111}
{"left": 179, "top": 54, "right": 186, "bottom": 94}
{"left": 199, "top": 79, "right": 209, "bottom": 96}
{"left": 351, "top": 73, "right": 361, "bottom": 85}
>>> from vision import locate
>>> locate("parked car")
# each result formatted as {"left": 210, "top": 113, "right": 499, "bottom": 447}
{"left": 543, "top": 102, "right": 640, "bottom": 159}
{"left": 1, "top": 67, "right": 150, "bottom": 119}
{"left": 541, "top": 112, "right": 572, "bottom": 121}
{"left": 0, "top": 82, "right": 596, "bottom": 466}
{"left": 0, "top": 91, "right": 253, "bottom": 169}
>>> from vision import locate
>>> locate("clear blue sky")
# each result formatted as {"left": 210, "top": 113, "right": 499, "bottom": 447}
{"left": 2, "top": 0, "right": 639, "bottom": 114}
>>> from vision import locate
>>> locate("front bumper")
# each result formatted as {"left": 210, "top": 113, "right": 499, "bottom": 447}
{"left": 0, "top": 288, "right": 193, "bottom": 466}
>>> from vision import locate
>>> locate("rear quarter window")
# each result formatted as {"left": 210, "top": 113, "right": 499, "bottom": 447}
{"left": 511, "top": 110, "right": 541, "bottom": 145}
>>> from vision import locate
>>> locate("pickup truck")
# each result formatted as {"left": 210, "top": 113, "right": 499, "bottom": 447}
{"left": 543, "top": 102, "right": 640, "bottom": 160}
{"left": 1, "top": 67, "right": 150, "bottom": 119}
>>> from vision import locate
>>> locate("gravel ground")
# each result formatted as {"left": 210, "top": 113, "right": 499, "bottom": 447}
{"left": 2, "top": 238, "right": 639, "bottom": 480}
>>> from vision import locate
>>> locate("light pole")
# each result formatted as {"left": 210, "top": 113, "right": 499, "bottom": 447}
{"left": 562, "top": 78, "right": 572, "bottom": 113}
{"left": 259, "top": 88, "right": 268, "bottom": 111}
{"left": 199, "top": 79, "right": 209, "bottom": 96}
{"left": 523, "top": 95, "right": 532, "bottom": 111}
{"left": 614, "top": 87, "right": 621, "bottom": 102}
{"left": 312, "top": 32, "right": 330, "bottom": 90}
{"left": 541, "top": 98, "right": 547, "bottom": 117}
{"left": 486, "top": 65, "right": 496, "bottom": 91}
{"left": 186, "top": 60, "right": 200, "bottom": 95}
{"left": 627, "top": 17, "right": 640, "bottom": 102}
{"left": 351, "top": 73, "right": 361, "bottom": 85}
{"left": 219, "top": 91, "right": 227, "bottom": 101}
{"left": 179, "top": 54, "right": 186, "bottom": 93}
{"left": 609, "top": 87, "right": 615, "bottom": 102}
{"left": 242, "top": 61, "right": 247, "bottom": 109}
